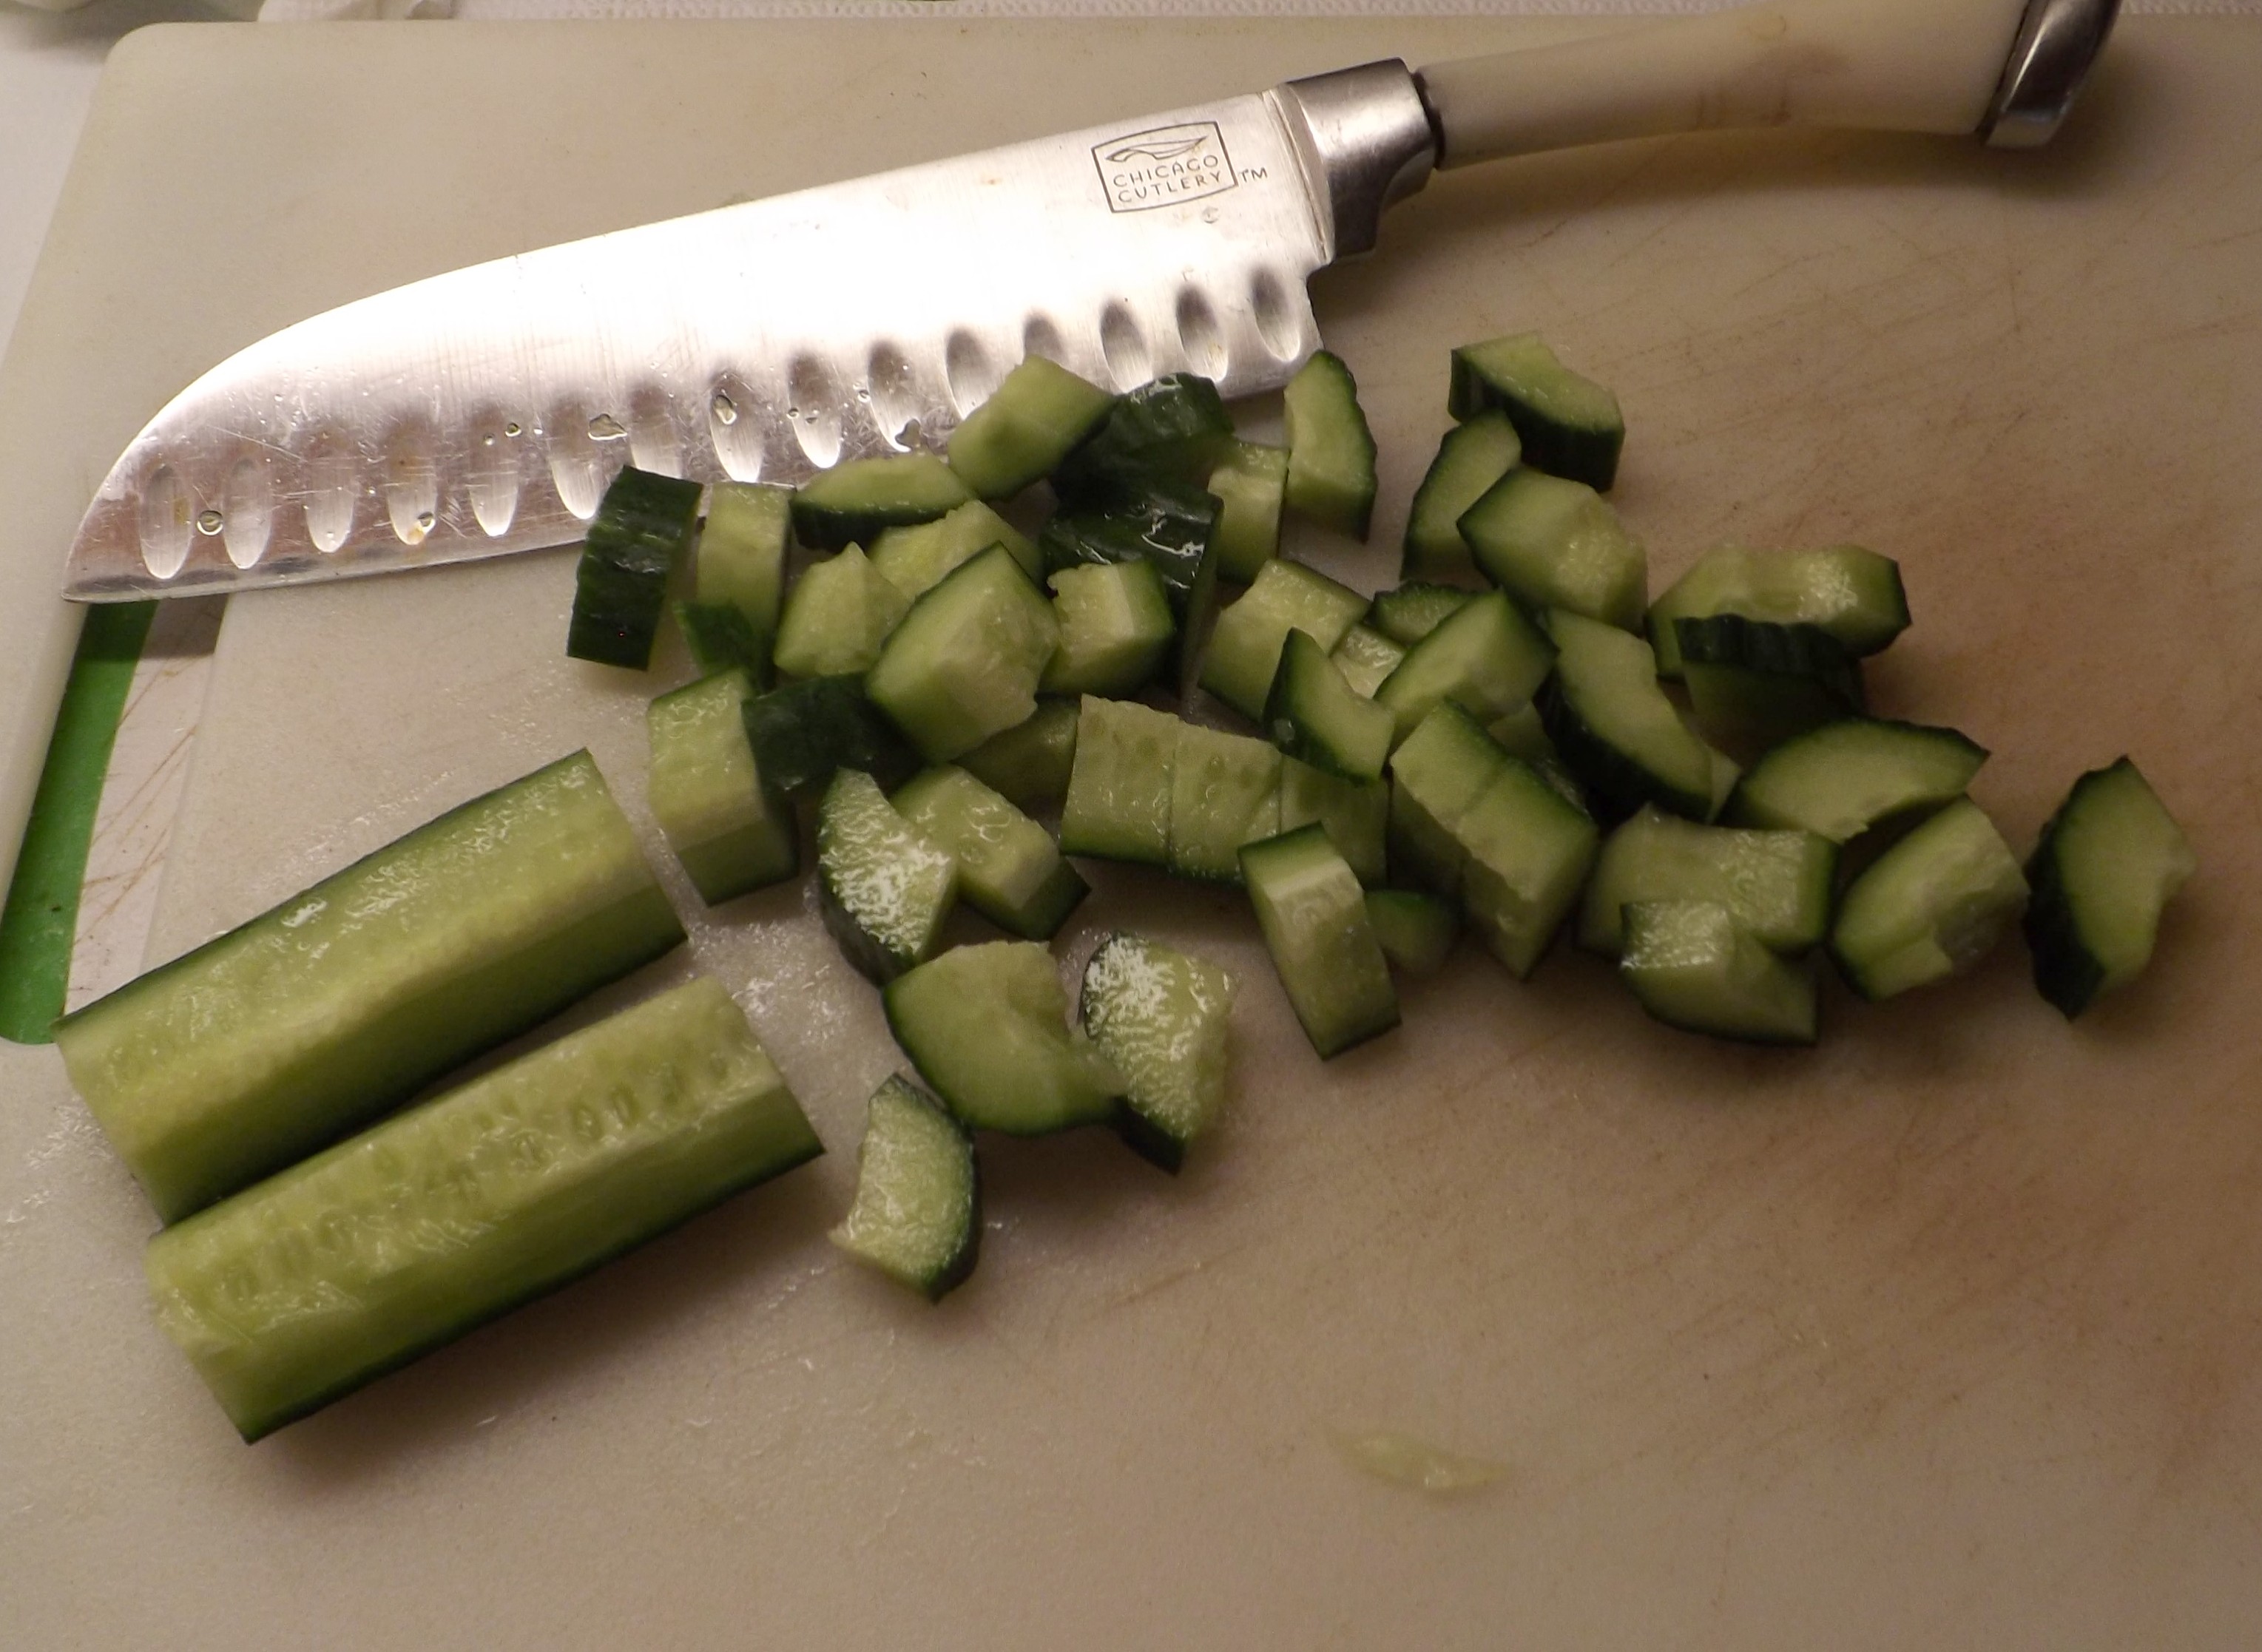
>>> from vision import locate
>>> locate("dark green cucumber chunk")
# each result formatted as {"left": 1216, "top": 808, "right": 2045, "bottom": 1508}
{"left": 1329, "top": 623, "right": 1405, "bottom": 699}
{"left": 1169, "top": 720, "right": 1283, "bottom": 884}
{"left": 1577, "top": 805, "right": 1834, "bottom": 958}
{"left": 1728, "top": 718, "right": 1987, "bottom": 841}
{"left": 1368, "top": 583, "right": 1475, "bottom": 649}
{"left": 772, "top": 544, "right": 911, "bottom": 679}
{"left": 1041, "top": 558, "right": 1178, "bottom": 698}
{"left": 868, "top": 500, "right": 1042, "bottom": 600}
{"left": 646, "top": 670, "right": 798, "bottom": 904}
{"left": 828, "top": 1075, "right": 980, "bottom": 1301}
{"left": 566, "top": 467, "right": 704, "bottom": 669}
{"left": 866, "top": 544, "right": 1061, "bottom": 762}
{"left": 1279, "top": 758, "right": 1388, "bottom": 887}
{"left": 1830, "top": 797, "right": 2028, "bottom": 1001}
{"left": 1402, "top": 410, "right": 1521, "bottom": 582}
{"left": 695, "top": 481, "right": 792, "bottom": 654}
{"left": 1460, "top": 469, "right": 1646, "bottom": 632}
{"left": 1283, "top": 350, "right": 1378, "bottom": 539}
{"left": 2023, "top": 757, "right": 2196, "bottom": 1018}
{"left": 1079, "top": 933, "right": 1238, "bottom": 1172}
{"left": 958, "top": 698, "right": 1080, "bottom": 814}
{"left": 1053, "top": 373, "right": 1233, "bottom": 502}
{"left": 1200, "top": 557, "right": 1369, "bottom": 720}
{"left": 894, "top": 765, "right": 1087, "bottom": 940}
{"left": 1649, "top": 544, "right": 1909, "bottom": 677}
{"left": 1675, "top": 615, "right": 1864, "bottom": 759}
{"left": 817, "top": 769, "right": 959, "bottom": 984}
{"left": 1447, "top": 332, "right": 1624, "bottom": 490}
{"left": 1207, "top": 439, "right": 1289, "bottom": 583}
{"left": 883, "top": 941, "right": 1125, "bottom": 1136}
{"left": 1620, "top": 901, "right": 1818, "bottom": 1046}
{"left": 1059, "top": 696, "right": 1178, "bottom": 865}
{"left": 1365, "top": 889, "right": 1460, "bottom": 976}
{"left": 791, "top": 453, "right": 973, "bottom": 549}
{"left": 674, "top": 600, "right": 769, "bottom": 683}
{"left": 1374, "top": 587, "right": 1556, "bottom": 748}
{"left": 1266, "top": 628, "right": 1394, "bottom": 783}
{"left": 144, "top": 977, "right": 820, "bottom": 1441}
{"left": 742, "top": 674, "right": 917, "bottom": 796}
{"left": 1240, "top": 825, "right": 1399, "bottom": 1058}
{"left": 57, "top": 751, "right": 683, "bottom": 1224}
{"left": 1542, "top": 609, "right": 1720, "bottom": 822}
{"left": 946, "top": 356, "right": 1115, "bottom": 498}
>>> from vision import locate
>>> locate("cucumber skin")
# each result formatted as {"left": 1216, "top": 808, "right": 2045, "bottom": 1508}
{"left": 1053, "top": 374, "right": 1234, "bottom": 503}
{"left": 566, "top": 469, "right": 703, "bottom": 670}
{"left": 743, "top": 675, "right": 919, "bottom": 796}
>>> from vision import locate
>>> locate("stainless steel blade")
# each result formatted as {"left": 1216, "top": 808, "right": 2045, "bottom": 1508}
{"left": 64, "top": 64, "right": 1435, "bottom": 601}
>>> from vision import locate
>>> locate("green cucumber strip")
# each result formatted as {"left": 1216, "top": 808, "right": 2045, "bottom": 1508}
{"left": 1576, "top": 805, "right": 1835, "bottom": 958}
{"left": 829, "top": 1075, "right": 981, "bottom": 1301}
{"left": 1459, "top": 468, "right": 1647, "bottom": 633}
{"left": 1279, "top": 757, "right": 1388, "bottom": 887}
{"left": 1240, "top": 825, "right": 1399, "bottom": 1058}
{"left": 2024, "top": 757, "right": 2196, "bottom": 1018}
{"left": 894, "top": 765, "right": 1087, "bottom": 940}
{"left": 1830, "top": 798, "right": 2029, "bottom": 1001}
{"left": 1169, "top": 720, "right": 1283, "bottom": 884}
{"left": 1208, "top": 439, "right": 1289, "bottom": 584}
{"left": 866, "top": 544, "right": 1061, "bottom": 762}
{"left": 868, "top": 500, "right": 1041, "bottom": 600}
{"left": 1728, "top": 718, "right": 1985, "bottom": 842}
{"left": 1542, "top": 609, "right": 1718, "bottom": 822}
{"left": 884, "top": 941, "right": 1125, "bottom": 1136}
{"left": 817, "top": 769, "right": 960, "bottom": 984}
{"left": 566, "top": 467, "right": 704, "bottom": 669}
{"left": 958, "top": 699, "right": 1080, "bottom": 814}
{"left": 1385, "top": 699, "right": 1509, "bottom": 900}
{"left": 1199, "top": 557, "right": 1369, "bottom": 721}
{"left": 1041, "top": 558, "right": 1177, "bottom": 698}
{"left": 146, "top": 977, "right": 820, "bottom": 1441}
{"left": 1446, "top": 332, "right": 1624, "bottom": 491}
{"left": 1620, "top": 901, "right": 1818, "bottom": 1046}
{"left": 1329, "top": 623, "right": 1405, "bottom": 700}
{"left": 742, "top": 674, "right": 917, "bottom": 796}
{"left": 55, "top": 751, "right": 684, "bottom": 1225}
{"left": 1053, "top": 373, "right": 1233, "bottom": 502}
{"left": 1059, "top": 696, "right": 1179, "bottom": 865}
{"left": 1402, "top": 410, "right": 1521, "bottom": 582}
{"left": 1364, "top": 889, "right": 1460, "bottom": 976}
{"left": 695, "top": 481, "right": 791, "bottom": 646}
{"left": 0, "top": 600, "right": 154, "bottom": 1046}
{"left": 946, "top": 356, "right": 1116, "bottom": 498}
{"left": 673, "top": 600, "right": 769, "bottom": 683}
{"left": 1368, "top": 583, "right": 1474, "bottom": 649}
{"left": 772, "top": 544, "right": 911, "bottom": 680}
{"left": 1265, "top": 629, "right": 1393, "bottom": 783}
{"left": 1283, "top": 350, "right": 1378, "bottom": 539}
{"left": 1374, "top": 587, "right": 1556, "bottom": 748}
{"left": 1452, "top": 754, "right": 1601, "bottom": 978}
{"left": 1675, "top": 615, "right": 1865, "bottom": 760}
{"left": 646, "top": 671, "right": 798, "bottom": 904}
{"left": 1648, "top": 543, "right": 1908, "bottom": 677}
{"left": 792, "top": 453, "right": 973, "bottom": 550}
{"left": 1079, "top": 932, "right": 1238, "bottom": 1173}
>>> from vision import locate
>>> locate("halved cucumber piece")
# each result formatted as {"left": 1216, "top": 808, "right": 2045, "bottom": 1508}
{"left": 1542, "top": 609, "right": 1718, "bottom": 821}
{"left": 1460, "top": 469, "right": 1646, "bottom": 632}
{"left": 1446, "top": 332, "right": 1624, "bottom": 491}
{"left": 673, "top": 600, "right": 768, "bottom": 683}
{"left": 646, "top": 670, "right": 797, "bottom": 904}
{"left": 566, "top": 467, "right": 703, "bottom": 670}
{"left": 866, "top": 544, "right": 1061, "bottom": 762}
{"left": 1374, "top": 587, "right": 1556, "bottom": 748}
{"left": 1079, "top": 933, "right": 1238, "bottom": 1172}
{"left": 1385, "top": 698, "right": 1511, "bottom": 899}
{"left": 883, "top": 941, "right": 1125, "bottom": 1135}
{"left": 1729, "top": 718, "right": 1988, "bottom": 841}
{"left": 829, "top": 1075, "right": 980, "bottom": 1302}
{"left": 868, "top": 500, "right": 1041, "bottom": 600}
{"left": 2024, "top": 757, "right": 2196, "bottom": 1018}
{"left": 1830, "top": 798, "right": 2028, "bottom": 1001}
{"left": 1675, "top": 615, "right": 1865, "bottom": 759}
{"left": 1402, "top": 410, "right": 1521, "bottom": 582}
{"left": 1368, "top": 583, "right": 1474, "bottom": 649}
{"left": 1208, "top": 439, "right": 1290, "bottom": 583}
{"left": 1279, "top": 758, "right": 1388, "bottom": 887}
{"left": 1266, "top": 629, "right": 1394, "bottom": 783}
{"left": 1053, "top": 373, "right": 1234, "bottom": 501}
{"left": 772, "top": 544, "right": 911, "bottom": 679}
{"left": 1365, "top": 888, "right": 1460, "bottom": 976}
{"left": 1059, "top": 696, "right": 1178, "bottom": 865}
{"left": 1649, "top": 544, "right": 1909, "bottom": 677}
{"left": 1620, "top": 901, "right": 1818, "bottom": 1046}
{"left": 1041, "top": 558, "right": 1177, "bottom": 698}
{"left": 1169, "top": 720, "right": 1283, "bottom": 884}
{"left": 1283, "top": 350, "right": 1378, "bottom": 539}
{"left": 959, "top": 698, "right": 1080, "bottom": 814}
{"left": 1039, "top": 477, "right": 1222, "bottom": 688}
{"left": 945, "top": 356, "right": 1115, "bottom": 498}
{"left": 1200, "top": 557, "right": 1369, "bottom": 720}
{"left": 817, "top": 769, "right": 959, "bottom": 984}
{"left": 1240, "top": 825, "right": 1399, "bottom": 1057}
{"left": 1577, "top": 805, "right": 1834, "bottom": 958}
{"left": 57, "top": 752, "right": 683, "bottom": 1224}
{"left": 742, "top": 674, "right": 917, "bottom": 796}
{"left": 1329, "top": 623, "right": 1405, "bottom": 699}
{"left": 143, "top": 976, "right": 820, "bottom": 1441}
{"left": 894, "top": 765, "right": 1087, "bottom": 940}
{"left": 695, "top": 481, "right": 792, "bottom": 649}
{"left": 791, "top": 453, "right": 973, "bottom": 550}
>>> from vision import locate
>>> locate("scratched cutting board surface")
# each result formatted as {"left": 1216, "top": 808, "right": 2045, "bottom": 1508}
{"left": 5, "top": 17, "right": 2261, "bottom": 1648}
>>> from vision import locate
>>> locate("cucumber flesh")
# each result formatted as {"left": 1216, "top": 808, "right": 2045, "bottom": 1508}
{"left": 1169, "top": 720, "right": 1283, "bottom": 884}
{"left": 1460, "top": 468, "right": 1646, "bottom": 632}
{"left": 566, "top": 467, "right": 703, "bottom": 670}
{"left": 1402, "top": 410, "right": 1520, "bottom": 582}
{"left": 771, "top": 544, "right": 911, "bottom": 680}
{"left": 1368, "top": 583, "right": 1474, "bottom": 649}
{"left": 816, "top": 769, "right": 960, "bottom": 985}
{"left": 1207, "top": 440, "right": 1289, "bottom": 583}
{"left": 2023, "top": 757, "right": 2195, "bottom": 1018}
{"left": 1675, "top": 615, "right": 1865, "bottom": 760}
{"left": 1078, "top": 933, "right": 1238, "bottom": 1172}
{"left": 1619, "top": 901, "right": 1818, "bottom": 1046}
{"left": 828, "top": 1076, "right": 981, "bottom": 1301}
{"left": 1576, "top": 805, "right": 1834, "bottom": 958}
{"left": 742, "top": 674, "right": 917, "bottom": 796}
{"left": 1041, "top": 558, "right": 1177, "bottom": 698}
{"left": 57, "top": 751, "right": 684, "bottom": 1224}
{"left": 1829, "top": 797, "right": 2028, "bottom": 1001}
{"left": 1266, "top": 629, "right": 1394, "bottom": 784}
{"left": 695, "top": 481, "right": 792, "bottom": 649}
{"left": 1329, "top": 623, "right": 1405, "bottom": 700}
{"left": 865, "top": 544, "right": 1061, "bottom": 762}
{"left": 1283, "top": 350, "right": 1378, "bottom": 539}
{"left": 1239, "top": 825, "right": 1400, "bottom": 1058}
{"left": 1364, "top": 889, "right": 1460, "bottom": 976}
{"left": 1542, "top": 609, "right": 1719, "bottom": 822}
{"left": 791, "top": 453, "right": 973, "bottom": 550}
{"left": 945, "top": 355, "right": 1116, "bottom": 498}
{"left": 1373, "top": 587, "right": 1556, "bottom": 748}
{"left": 1648, "top": 543, "right": 1909, "bottom": 677}
{"left": 1059, "top": 696, "right": 1178, "bottom": 865}
{"left": 893, "top": 765, "right": 1087, "bottom": 940}
{"left": 1728, "top": 718, "right": 1987, "bottom": 842}
{"left": 1278, "top": 758, "right": 1388, "bottom": 887}
{"left": 1446, "top": 332, "right": 1624, "bottom": 491}
{"left": 1199, "top": 557, "right": 1369, "bottom": 721}
{"left": 1384, "top": 698, "right": 1508, "bottom": 900}
{"left": 958, "top": 699, "right": 1080, "bottom": 814}
{"left": 868, "top": 500, "right": 1042, "bottom": 600}
{"left": 143, "top": 977, "right": 820, "bottom": 1441}
{"left": 646, "top": 671, "right": 798, "bottom": 905}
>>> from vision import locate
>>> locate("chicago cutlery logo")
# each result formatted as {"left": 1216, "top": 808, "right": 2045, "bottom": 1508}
{"left": 1093, "top": 121, "right": 1239, "bottom": 213}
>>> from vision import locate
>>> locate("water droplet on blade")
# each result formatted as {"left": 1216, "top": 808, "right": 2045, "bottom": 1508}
{"left": 195, "top": 509, "right": 223, "bottom": 536}
{"left": 587, "top": 413, "right": 627, "bottom": 441}
{"left": 711, "top": 391, "right": 737, "bottom": 425}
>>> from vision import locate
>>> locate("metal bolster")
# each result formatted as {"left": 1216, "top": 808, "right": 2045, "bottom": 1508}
{"left": 1269, "top": 61, "right": 1439, "bottom": 262}
{"left": 1982, "top": 0, "right": 2122, "bottom": 149}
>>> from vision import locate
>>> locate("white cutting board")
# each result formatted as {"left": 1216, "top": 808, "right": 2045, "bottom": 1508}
{"left": 7, "top": 18, "right": 2262, "bottom": 1649}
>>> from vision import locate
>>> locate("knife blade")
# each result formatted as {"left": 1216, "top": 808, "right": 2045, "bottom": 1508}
{"left": 63, "top": 0, "right": 2114, "bottom": 603}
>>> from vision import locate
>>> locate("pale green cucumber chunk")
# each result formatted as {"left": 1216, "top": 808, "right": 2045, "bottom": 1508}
{"left": 959, "top": 698, "right": 1080, "bottom": 814}
{"left": 946, "top": 356, "right": 1116, "bottom": 498}
{"left": 1207, "top": 439, "right": 1289, "bottom": 583}
{"left": 1649, "top": 544, "right": 1909, "bottom": 677}
{"left": 884, "top": 941, "right": 1125, "bottom": 1135}
{"left": 1620, "top": 901, "right": 1817, "bottom": 1045}
{"left": 144, "top": 977, "right": 820, "bottom": 1441}
{"left": 1364, "top": 889, "right": 1460, "bottom": 976}
{"left": 1485, "top": 701, "right": 1557, "bottom": 766}
{"left": 865, "top": 544, "right": 1061, "bottom": 762}
{"left": 1169, "top": 720, "right": 1283, "bottom": 884}
{"left": 1283, "top": 350, "right": 1378, "bottom": 539}
{"left": 1059, "top": 697, "right": 1178, "bottom": 864}
{"left": 1729, "top": 718, "right": 1988, "bottom": 842}
{"left": 56, "top": 752, "right": 683, "bottom": 1225}
{"left": 868, "top": 500, "right": 1042, "bottom": 600}
{"left": 2024, "top": 757, "right": 2196, "bottom": 1018}
{"left": 791, "top": 453, "right": 973, "bottom": 549}
{"left": 1385, "top": 699, "right": 1508, "bottom": 898}
{"left": 1454, "top": 756, "right": 1600, "bottom": 977}
{"left": 646, "top": 670, "right": 798, "bottom": 904}
{"left": 1831, "top": 798, "right": 2028, "bottom": 1001}
{"left": 695, "top": 481, "right": 792, "bottom": 646}
{"left": 1542, "top": 609, "right": 1718, "bottom": 821}
{"left": 1402, "top": 410, "right": 1521, "bottom": 582}
{"left": 1266, "top": 629, "right": 1394, "bottom": 783}
{"left": 1240, "top": 825, "right": 1399, "bottom": 1057}
{"left": 1461, "top": 469, "right": 1646, "bottom": 632}
{"left": 1374, "top": 588, "right": 1556, "bottom": 748}
{"left": 772, "top": 544, "right": 911, "bottom": 679}
{"left": 817, "top": 769, "right": 959, "bottom": 984}
{"left": 1330, "top": 623, "right": 1405, "bottom": 699}
{"left": 1577, "top": 805, "right": 1834, "bottom": 958}
{"left": 829, "top": 1075, "right": 979, "bottom": 1301}
{"left": 1078, "top": 932, "right": 1238, "bottom": 1172}
{"left": 1279, "top": 759, "right": 1387, "bottom": 887}
{"left": 1368, "top": 583, "right": 1474, "bottom": 649}
{"left": 893, "top": 765, "right": 1087, "bottom": 940}
{"left": 1446, "top": 331, "right": 1624, "bottom": 491}
{"left": 1200, "top": 558, "right": 1370, "bottom": 720}
{"left": 1041, "top": 558, "right": 1177, "bottom": 697}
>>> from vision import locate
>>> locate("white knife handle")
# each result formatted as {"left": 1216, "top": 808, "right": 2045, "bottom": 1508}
{"left": 1418, "top": 0, "right": 2109, "bottom": 172}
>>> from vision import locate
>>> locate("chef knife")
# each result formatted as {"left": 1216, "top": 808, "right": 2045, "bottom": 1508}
{"left": 62, "top": 0, "right": 2116, "bottom": 603}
